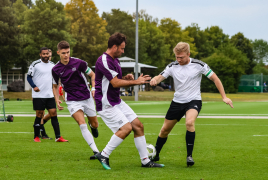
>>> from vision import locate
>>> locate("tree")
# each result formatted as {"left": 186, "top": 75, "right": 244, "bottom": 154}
{"left": 22, "top": 0, "right": 75, "bottom": 63}
{"left": 102, "top": 9, "right": 135, "bottom": 59}
{"left": 0, "top": 0, "right": 20, "bottom": 70}
{"left": 205, "top": 26, "right": 229, "bottom": 49}
{"left": 10, "top": 0, "right": 32, "bottom": 8}
{"left": 65, "top": 0, "right": 109, "bottom": 66}
{"left": 201, "top": 44, "right": 249, "bottom": 93}
{"left": 159, "top": 18, "right": 197, "bottom": 65}
{"left": 252, "top": 39, "right": 268, "bottom": 63}
{"left": 230, "top": 32, "right": 255, "bottom": 74}
{"left": 185, "top": 23, "right": 214, "bottom": 60}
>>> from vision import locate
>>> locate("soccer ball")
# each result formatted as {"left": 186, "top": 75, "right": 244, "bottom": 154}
{"left": 146, "top": 143, "right": 156, "bottom": 160}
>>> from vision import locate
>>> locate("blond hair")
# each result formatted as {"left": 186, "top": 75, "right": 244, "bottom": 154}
{"left": 173, "top": 42, "right": 190, "bottom": 54}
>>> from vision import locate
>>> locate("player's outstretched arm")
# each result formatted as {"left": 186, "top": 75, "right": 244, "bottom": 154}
{"left": 88, "top": 71, "right": 95, "bottom": 98}
{"left": 53, "top": 84, "right": 64, "bottom": 110}
{"left": 110, "top": 73, "right": 151, "bottom": 88}
{"left": 209, "top": 73, "right": 234, "bottom": 108}
{"left": 150, "top": 75, "right": 166, "bottom": 86}
{"left": 123, "top": 74, "right": 134, "bottom": 80}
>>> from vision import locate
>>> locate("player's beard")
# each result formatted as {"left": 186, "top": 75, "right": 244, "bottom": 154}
{"left": 114, "top": 50, "right": 122, "bottom": 59}
{"left": 41, "top": 56, "right": 49, "bottom": 62}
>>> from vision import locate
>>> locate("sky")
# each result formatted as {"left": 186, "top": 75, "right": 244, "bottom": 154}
{"left": 57, "top": 0, "right": 268, "bottom": 41}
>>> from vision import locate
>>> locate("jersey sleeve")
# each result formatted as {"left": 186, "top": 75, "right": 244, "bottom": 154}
{"left": 201, "top": 63, "right": 214, "bottom": 78}
{"left": 27, "top": 63, "right": 35, "bottom": 76}
{"left": 97, "top": 57, "right": 118, "bottom": 81}
{"left": 78, "top": 59, "right": 88, "bottom": 72}
{"left": 52, "top": 68, "right": 59, "bottom": 85}
{"left": 159, "top": 64, "right": 172, "bottom": 78}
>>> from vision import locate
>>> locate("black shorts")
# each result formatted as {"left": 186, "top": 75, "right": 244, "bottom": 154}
{"left": 33, "top": 98, "right": 56, "bottom": 110}
{"left": 165, "top": 100, "right": 202, "bottom": 121}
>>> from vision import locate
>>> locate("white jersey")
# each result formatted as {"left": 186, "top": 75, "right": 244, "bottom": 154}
{"left": 161, "top": 58, "right": 214, "bottom": 103}
{"left": 27, "top": 59, "right": 55, "bottom": 98}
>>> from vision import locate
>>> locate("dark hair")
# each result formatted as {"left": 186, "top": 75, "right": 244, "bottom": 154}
{"left": 40, "top": 47, "right": 48, "bottom": 53}
{"left": 57, "top": 41, "right": 70, "bottom": 50}
{"left": 108, "top": 33, "right": 127, "bottom": 49}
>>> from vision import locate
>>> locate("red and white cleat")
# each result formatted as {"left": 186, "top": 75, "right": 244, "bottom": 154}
{"left": 55, "top": 136, "right": 68, "bottom": 142}
{"left": 34, "top": 136, "right": 41, "bottom": 142}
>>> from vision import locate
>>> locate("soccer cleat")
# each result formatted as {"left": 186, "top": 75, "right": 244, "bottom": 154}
{"left": 90, "top": 126, "right": 99, "bottom": 138}
{"left": 34, "top": 136, "right": 41, "bottom": 142}
{"left": 55, "top": 136, "right": 68, "bottom": 142}
{"left": 90, "top": 151, "right": 98, "bottom": 160}
{"left": 95, "top": 152, "right": 111, "bottom": 170}
{"left": 187, "top": 156, "right": 195, "bottom": 167}
{"left": 41, "top": 135, "right": 52, "bottom": 140}
{"left": 142, "top": 161, "right": 164, "bottom": 168}
{"left": 151, "top": 155, "right": 160, "bottom": 162}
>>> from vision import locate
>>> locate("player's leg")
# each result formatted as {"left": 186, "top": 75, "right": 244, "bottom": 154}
{"left": 87, "top": 116, "right": 99, "bottom": 138}
{"left": 84, "top": 97, "right": 99, "bottom": 138}
{"left": 72, "top": 110, "right": 99, "bottom": 154}
{"left": 131, "top": 118, "right": 164, "bottom": 167}
{"left": 40, "top": 112, "right": 52, "bottom": 139}
{"left": 184, "top": 100, "right": 202, "bottom": 166}
{"left": 32, "top": 98, "right": 45, "bottom": 142}
{"left": 46, "top": 98, "right": 68, "bottom": 142}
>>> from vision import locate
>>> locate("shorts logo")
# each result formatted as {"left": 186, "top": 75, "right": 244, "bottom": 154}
{"left": 194, "top": 105, "right": 198, "bottom": 109}
{"left": 72, "top": 67, "right": 76, "bottom": 71}
{"left": 71, "top": 108, "right": 74, "bottom": 112}
{"left": 118, "top": 120, "right": 123, "bottom": 125}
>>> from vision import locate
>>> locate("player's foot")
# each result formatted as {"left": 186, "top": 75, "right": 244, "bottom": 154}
{"left": 41, "top": 135, "right": 52, "bottom": 140}
{"left": 142, "top": 161, "right": 164, "bottom": 168}
{"left": 95, "top": 152, "right": 111, "bottom": 170}
{"left": 151, "top": 155, "right": 160, "bottom": 162}
{"left": 90, "top": 126, "right": 99, "bottom": 138}
{"left": 187, "top": 155, "right": 195, "bottom": 167}
{"left": 90, "top": 151, "right": 98, "bottom": 160}
{"left": 55, "top": 136, "right": 68, "bottom": 142}
{"left": 34, "top": 136, "right": 41, "bottom": 142}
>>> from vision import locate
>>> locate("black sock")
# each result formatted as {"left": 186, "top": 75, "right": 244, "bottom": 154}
{"left": 186, "top": 130, "right": 195, "bottom": 157}
{"left": 51, "top": 116, "right": 61, "bottom": 138}
{"left": 43, "top": 119, "right": 48, "bottom": 125}
{"left": 33, "top": 117, "right": 41, "bottom": 138}
{"left": 40, "top": 124, "right": 47, "bottom": 136}
{"left": 155, "top": 136, "right": 168, "bottom": 157}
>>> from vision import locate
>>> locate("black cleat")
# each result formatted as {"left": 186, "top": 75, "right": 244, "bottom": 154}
{"left": 151, "top": 155, "right": 160, "bottom": 162}
{"left": 187, "top": 156, "right": 195, "bottom": 167}
{"left": 95, "top": 152, "right": 111, "bottom": 170}
{"left": 90, "top": 126, "right": 99, "bottom": 138}
{"left": 142, "top": 161, "right": 164, "bottom": 168}
{"left": 41, "top": 135, "right": 52, "bottom": 140}
{"left": 90, "top": 151, "right": 98, "bottom": 160}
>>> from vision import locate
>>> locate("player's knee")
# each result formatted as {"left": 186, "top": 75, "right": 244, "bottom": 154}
{"left": 122, "top": 123, "right": 132, "bottom": 134}
{"left": 160, "top": 127, "right": 170, "bottom": 137}
{"left": 185, "top": 120, "right": 194, "bottom": 128}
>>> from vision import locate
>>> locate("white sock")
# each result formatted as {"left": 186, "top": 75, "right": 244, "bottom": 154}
{"left": 101, "top": 134, "right": 123, "bottom": 158}
{"left": 79, "top": 124, "right": 99, "bottom": 152}
{"left": 134, "top": 136, "right": 150, "bottom": 165}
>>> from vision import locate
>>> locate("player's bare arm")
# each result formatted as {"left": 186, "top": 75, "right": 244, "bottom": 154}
{"left": 122, "top": 74, "right": 134, "bottom": 80}
{"left": 209, "top": 73, "right": 234, "bottom": 108}
{"left": 88, "top": 71, "right": 95, "bottom": 98}
{"left": 53, "top": 84, "right": 64, "bottom": 110}
{"left": 110, "top": 73, "right": 151, "bottom": 88}
{"left": 150, "top": 75, "right": 166, "bottom": 86}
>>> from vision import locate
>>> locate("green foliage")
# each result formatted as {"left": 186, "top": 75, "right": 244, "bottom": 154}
{"left": 65, "top": 0, "right": 109, "bottom": 66}
{"left": 205, "top": 26, "right": 230, "bottom": 49}
{"left": 201, "top": 44, "right": 249, "bottom": 93}
{"left": 102, "top": 9, "right": 136, "bottom": 59}
{"left": 252, "top": 62, "right": 268, "bottom": 75}
{"left": 230, "top": 32, "right": 256, "bottom": 74}
{"left": 159, "top": 18, "right": 197, "bottom": 66}
{"left": 0, "top": 0, "right": 20, "bottom": 70}
{"left": 252, "top": 39, "right": 268, "bottom": 63}
{"left": 10, "top": 0, "right": 32, "bottom": 8}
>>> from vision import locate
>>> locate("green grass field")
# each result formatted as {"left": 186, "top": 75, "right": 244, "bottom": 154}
{"left": 1, "top": 97, "right": 268, "bottom": 179}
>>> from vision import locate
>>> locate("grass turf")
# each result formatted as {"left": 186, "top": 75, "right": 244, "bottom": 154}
{"left": 0, "top": 117, "right": 268, "bottom": 179}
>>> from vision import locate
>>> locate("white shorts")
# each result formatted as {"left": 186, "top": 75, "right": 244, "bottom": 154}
{"left": 97, "top": 100, "right": 137, "bottom": 133}
{"left": 66, "top": 97, "right": 96, "bottom": 117}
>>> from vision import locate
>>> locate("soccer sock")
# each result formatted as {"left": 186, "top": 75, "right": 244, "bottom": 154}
{"left": 79, "top": 124, "right": 99, "bottom": 152}
{"left": 51, "top": 116, "right": 61, "bottom": 138}
{"left": 33, "top": 117, "right": 41, "bottom": 138}
{"left": 43, "top": 119, "right": 49, "bottom": 124}
{"left": 155, "top": 136, "right": 168, "bottom": 157}
{"left": 186, "top": 130, "right": 195, "bottom": 157}
{"left": 134, "top": 136, "right": 150, "bottom": 165}
{"left": 40, "top": 124, "right": 47, "bottom": 136}
{"left": 101, "top": 134, "right": 123, "bottom": 158}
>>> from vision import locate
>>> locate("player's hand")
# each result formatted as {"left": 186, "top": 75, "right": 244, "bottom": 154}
{"left": 91, "top": 90, "right": 95, "bottom": 99}
{"left": 150, "top": 78, "right": 158, "bottom": 86}
{"left": 124, "top": 74, "right": 134, "bottom": 80}
{"left": 57, "top": 100, "right": 64, "bottom": 110}
{"left": 136, "top": 73, "right": 151, "bottom": 84}
{"left": 33, "top": 87, "right": 40, "bottom": 92}
{"left": 223, "top": 97, "right": 233, "bottom": 108}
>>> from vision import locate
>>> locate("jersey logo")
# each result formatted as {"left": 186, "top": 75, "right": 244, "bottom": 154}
{"left": 60, "top": 71, "right": 65, "bottom": 75}
{"left": 72, "top": 67, "right": 76, "bottom": 71}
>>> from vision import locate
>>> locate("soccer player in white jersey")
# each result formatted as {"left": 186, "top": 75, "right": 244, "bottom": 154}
{"left": 52, "top": 41, "right": 99, "bottom": 158}
{"left": 150, "top": 42, "right": 234, "bottom": 166}
{"left": 27, "top": 47, "right": 68, "bottom": 142}
{"left": 94, "top": 33, "right": 164, "bottom": 169}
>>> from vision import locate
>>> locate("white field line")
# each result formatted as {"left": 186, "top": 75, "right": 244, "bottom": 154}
{"left": 253, "top": 135, "right": 268, "bottom": 136}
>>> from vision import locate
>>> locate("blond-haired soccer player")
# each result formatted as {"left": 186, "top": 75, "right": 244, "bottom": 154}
{"left": 150, "top": 42, "right": 233, "bottom": 166}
